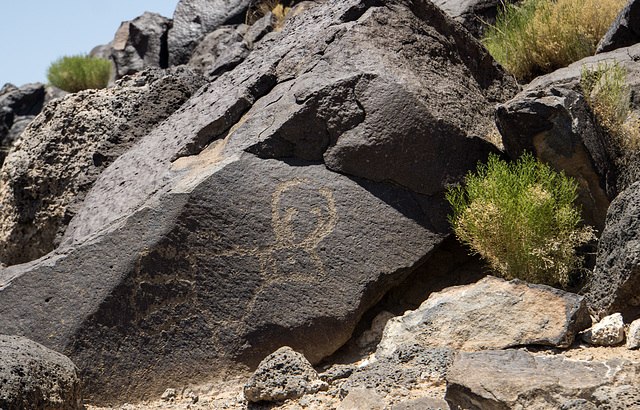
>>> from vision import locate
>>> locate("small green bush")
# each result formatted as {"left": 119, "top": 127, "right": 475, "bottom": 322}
{"left": 46, "top": 55, "right": 112, "bottom": 93}
{"left": 483, "top": 0, "right": 625, "bottom": 82}
{"left": 446, "top": 152, "right": 594, "bottom": 287}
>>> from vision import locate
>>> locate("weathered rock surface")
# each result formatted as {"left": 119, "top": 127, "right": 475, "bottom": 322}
{"left": 168, "top": 0, "right": 254, "bottom": 66}
{"left": 0, "top": 67, "right": 204, "bottom": 265}
{"left": 111, "top": 12, "right": 172, "bottom": 79}
{"left": 445, "top": 349, "right": 640, "bottom": 409}
{"left": 187, "top": 25, "right": 251, "bottom": 78}
{"left": 244, "top": 346, "right": 326, "bottom": 402}
{"left": 345, "top": 343, "right": 455, "bottom": 396}
{"left": 627, "top": 318, "right": 640, "bottom": 349}
{"left": 588, "top": 181, "right": 640, "bottom": 321}
{"left": 391, "top": 397, "right": 450, "bottom": 410}
{"left": 0, "top": 334, "right": 81, "bottom": 410}
{"left": 376, "top": 276, "right": 590, "bottom": 356}
{"left": 581, "top": 313, "right": 625, "bottom": 346}
{"left": 0, "top": 0, "right": 517, "bottom": 403}
{"left": 337, "top": 388, "right": 384, "bottom": 410}
{"left": 597, "top": 0, "right": 640, "bottom": 54}
{"left": 432, "top": 0, "right": 517, "bottom": 38}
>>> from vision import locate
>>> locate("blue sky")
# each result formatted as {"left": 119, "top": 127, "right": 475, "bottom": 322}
{"left": 1, "top": 1, "right": 179, "bottom": 87}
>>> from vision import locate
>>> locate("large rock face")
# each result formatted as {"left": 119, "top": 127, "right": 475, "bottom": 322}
{"left": 445, "top": 350, "right": 640, "bottom": 409}
{"left": 0, "top": 335, "right": 82, "bottom": 410}
{"left": 597, "top": 0, "right": 640, "bottom": 54}
{"left": 376, "top": 277, "right": 590, "bottom": 357}
{"left": 0, "top": 68, "right": 204, "bottom": 266}
{"left": 587, "top": 181, "right": 640, "bottom": 321}
{"left": 111, "top": 12, "right": 172, "bottom": 79}
{"left": 168, "top": 0, "right": 254, "bottom": 66}
{"left": 0, "top": 0, "right": 518, "bottom": 403}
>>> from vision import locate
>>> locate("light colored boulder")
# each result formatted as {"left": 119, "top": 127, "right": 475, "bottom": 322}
{"left": 581, "top": 313, "right": 625, "bottom": 346}
{"left": 376, "top": 276, "right": 590, "bottom": 357}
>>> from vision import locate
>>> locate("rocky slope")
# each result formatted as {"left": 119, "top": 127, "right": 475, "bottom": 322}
{"left": 1, "top": 0, "right": 640, "bottom": 409}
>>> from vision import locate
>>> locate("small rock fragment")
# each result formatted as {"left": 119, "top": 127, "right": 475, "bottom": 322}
{"left": 161, "top": 388, "right": 177, "bottom": 400}
{"left": 244, "top": 346, "right": 327, "bottom": 402}
{"left": 581, "top": 313, "right": 625, "bottom": 346}
{"left": 337, "top": 388, "right": 384, "bottom": 410}
{"left": 626, "top": 319, "right": 640, "bottom": 349}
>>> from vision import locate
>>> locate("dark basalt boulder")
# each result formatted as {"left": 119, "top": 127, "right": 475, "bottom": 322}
{"left": 0, "top": 334, "right": 82, "bottom": 410}
{"left": 111, "top": 12, "right": 172, "bottom": 79}
{"left": 0, "top": 0, "right": 517, "bottom": 403}
{"left": 432, "top": 0, "right": 517, "bottom": 38}
{"left": 587, "top": 181, "right": 640, "bottom": 322}
{"left": 168, "top": 0, "right": 255, "bottom": 66}
{"left": 597, "top": 0, "right": 640, "bottom": 54}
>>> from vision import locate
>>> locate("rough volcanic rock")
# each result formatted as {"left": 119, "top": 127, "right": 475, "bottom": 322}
{"left": 344, "top": 343, "right": 455, "bottom": 396}
{"left": 187, "top": 25, "right": 251, "bottom": 77}
{"left": 0, "top": 67, "right": 204, "bottom": 265}
{"left": 587, "top": 181, "right": 640, "bottom": 321}
{"left": 581, "top": 313, "right": 625, "bottom": 346}
{"left": 168, "top": 0, "right": 254, "bottom": 66}
{"left": 376, "top": 276, "right": 590, "bottom": 356}
{"left": 0, "top": 334, "right": 81, "bottom": 410}
{"left": 445, "top": 349, "right": 640, "bottom": 409}
{"left": 0, "top": 0, "right": 517, "bottom": 403}
{"left": 432, "top": 0, "right": 517, "bottom": 38}
{"left": 597, "top": 0, "right": 640, "bottom": 54}
{"left": 111, "top": 12, "right": 172, "bottom": 79}
{"left": 244, "top": 346, "right": 326, "bottom": 402}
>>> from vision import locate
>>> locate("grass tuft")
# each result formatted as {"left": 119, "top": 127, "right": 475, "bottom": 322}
{"left": 46, "top": 55, "right": 112, "bottom": 93}
{"left": 446, "top": 152, "right": 595, "bottom": 287}
{"left": 581, "top": 61, "right": 640, "bottom": 191}
{"left": 483, "top": 0, "right": 625, "bottom": 82}
{"left": 246, "top": 0, "right": 292, "bottom": 30}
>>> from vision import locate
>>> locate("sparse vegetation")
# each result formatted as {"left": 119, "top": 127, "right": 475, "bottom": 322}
{"left": 46, "top": 55, "right": 112, "bottom": 93}
{"left": 581, "top": 61, "right": 640, "bottom": 191}
{"left": 446, "top": 152, "right": 594, "bottom": 287}
{"left": 483, "top": 0, "right": 625, "bottom": 82}
{"left": 246, "top": 0, "right": 292, "bottom": 30}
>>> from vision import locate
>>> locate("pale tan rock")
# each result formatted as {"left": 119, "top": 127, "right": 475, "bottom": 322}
{"left": 627, "top": 319, "right": 640, "bottom": 349}
{"left": 376, "top": 276, "right": 590, "bottom": 357}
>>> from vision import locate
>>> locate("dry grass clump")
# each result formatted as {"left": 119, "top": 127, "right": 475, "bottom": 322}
{"left": 246, "top": 0, "right": 292, "bottom": 30}
{"left": 46, "top": 55, "right": 112, "bottom": 93}
{"left": 446, "top": 153, "right": 595, "bottom": 287}
{"left": 483, "top": 0, "right": 625, "bottom": 82}
{"left": 581, "top": 62, "right": 640, "bottom": 191}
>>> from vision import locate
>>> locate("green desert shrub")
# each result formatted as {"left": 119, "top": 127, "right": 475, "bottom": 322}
{"left": 581, "top": 61, "right": 640, "bottom": 191}
{"left": 483, "top": 0, "right": 625, "bottom": 82}
{"left": 446, "top": 152, "right": 594, "bottom": 287}
{"left": 46, "top": 55, "right": 112, "bottom": 93}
